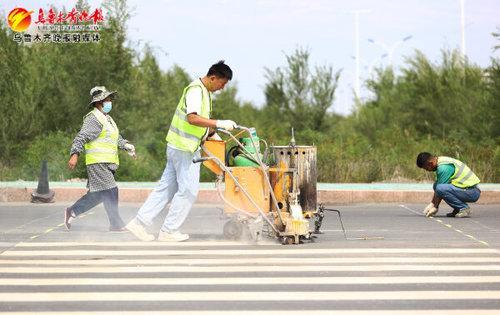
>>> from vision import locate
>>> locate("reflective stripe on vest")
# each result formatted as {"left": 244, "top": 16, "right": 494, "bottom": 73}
{"left": 165, "top": 79, "right": 212, "bottom": 153}
{"left": 437, "top": 156, "right": 480, "bottom": 188}
{"left": 84, "top": 108, "right": 120, "bottom": 165}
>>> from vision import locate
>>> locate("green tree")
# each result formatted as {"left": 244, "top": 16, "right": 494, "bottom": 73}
{"left": 263, "top": 48, "right": 341, "bottom": 135}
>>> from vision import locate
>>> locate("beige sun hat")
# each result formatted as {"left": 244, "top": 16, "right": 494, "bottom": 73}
{"left": 88, "top": 86, "right": 117, "bottom": 107}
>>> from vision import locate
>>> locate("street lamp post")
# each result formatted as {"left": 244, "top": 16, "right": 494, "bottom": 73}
{"left": 367, "top": 35, "right": 413, "bottom": 68}
{"left": 355, "top": 12, "right": 360, "bottom": 99}
{"left": 351, "top": 54, "right": 388, "bottom": 79}
{"left": 351, "top": 10, "right": 370, "bottom": 99}
{"left": 366, "top": 54, "right": 388, "bottom": 78}
{"left": 460, "top": 0, "right": 466, "bottom": 59}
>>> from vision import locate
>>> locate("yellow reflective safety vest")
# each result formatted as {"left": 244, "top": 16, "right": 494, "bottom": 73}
{"left": 84, "top": 108, "right": 120, "bottom": 165}
{"left": 165, "top": 79, "right": 212, "bottom": 153}
{"left": 437, "top": 156, "right": 480, "bottom": 188}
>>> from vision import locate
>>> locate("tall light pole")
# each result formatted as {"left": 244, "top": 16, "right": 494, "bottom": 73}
{"left": 367, "top": 35, "right": 413, "bottom": 68}
{"left": 351, "top": 54, "right": 388, "bottom": 78}
{"left": 354, "top": 11, "right": 361, "bottom": 99}
{"left": 366, "top": 54, "right": 388, "bottom": 78}
{"left": 460, "top": 0, "right": 466, "bottom": 59}
{"left": 352, "top": 10, "right": 369, "bottom": 99}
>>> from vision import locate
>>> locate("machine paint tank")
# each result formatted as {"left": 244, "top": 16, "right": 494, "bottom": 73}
{"left": 233, "top": 128, "right": 262, "bottom": 167}
{"left": 270, "top": 145, "right": 317, "bottom": 213}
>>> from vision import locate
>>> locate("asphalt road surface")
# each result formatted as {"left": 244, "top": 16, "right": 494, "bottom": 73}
{"left": 0, "top": 202, "right": 499, "bottom": 314}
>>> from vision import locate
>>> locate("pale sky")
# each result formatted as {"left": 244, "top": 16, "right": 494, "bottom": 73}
{"left": 4, "top": 0, "right": 500, "bottom": 114}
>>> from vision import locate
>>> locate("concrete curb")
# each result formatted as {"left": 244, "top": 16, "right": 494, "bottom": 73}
{"left": 1, "top": 183, "right": 499, "bottom": 204}
{"left": 317, "top": 190, "right": 499, "bottom": 204}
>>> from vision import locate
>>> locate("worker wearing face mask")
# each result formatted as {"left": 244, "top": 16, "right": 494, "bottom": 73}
{"left": 64, "top": 86, "right": 136, "bottom": 231}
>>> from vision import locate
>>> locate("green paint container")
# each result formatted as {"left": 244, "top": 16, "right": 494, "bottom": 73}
{"left": 234, "top": 128, "right": 261, "bottom": 167}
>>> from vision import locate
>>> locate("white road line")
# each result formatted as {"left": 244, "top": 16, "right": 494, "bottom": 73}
{"left": 13, "top": 241, "right": 260, "bottom": 247}
{"left": 1, "top": 311, "right": 500, "bottom": 315}
{"left": 399, "top": 205, "right": 491, "bottom": 247}
{"left": 1, "top": 291, "right": 499, "bottom": 302}
{"left": 2, "top": 248, "right": 498, "bottom": 256}
{"left": 1, "top": 276, "right": 500, "bottom": 286}
{"left": 1, "top": 264, "right": 499, "bottom": 273}
{"left": 1, "top": 256, "right": 500, "bottom": 265}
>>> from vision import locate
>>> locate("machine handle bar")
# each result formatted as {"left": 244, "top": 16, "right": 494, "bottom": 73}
{"left": 192, "top": 157, "right": 209, "bottom": 164}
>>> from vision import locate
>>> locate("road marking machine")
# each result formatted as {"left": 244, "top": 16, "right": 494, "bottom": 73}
{"left": 194, "top": 126, "right": 327, "bottom": 245}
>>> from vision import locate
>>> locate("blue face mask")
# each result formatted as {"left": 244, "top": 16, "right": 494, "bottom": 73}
{"left": 102, "top": 101, "right": 112, "bottom": 113}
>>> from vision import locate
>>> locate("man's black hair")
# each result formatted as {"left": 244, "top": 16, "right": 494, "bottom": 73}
{"left": 416, "top": 152, "right": 433, "bottom": 168}
{"left": 207, "top": 60, "right": 233, "bottom": 80}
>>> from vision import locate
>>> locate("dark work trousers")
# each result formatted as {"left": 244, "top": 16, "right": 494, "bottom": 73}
{"left": 69, "top": 187, "right": 125, "bottom": 229}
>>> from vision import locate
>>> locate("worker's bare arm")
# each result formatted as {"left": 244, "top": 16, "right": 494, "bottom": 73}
{"left": 187, "top": 113, "right": 218, "bottom": 128}
{"left": 432, "top": 192, "right": 442, "bottom": 208}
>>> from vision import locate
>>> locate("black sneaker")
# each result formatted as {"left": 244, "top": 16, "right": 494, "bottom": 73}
{"left": 446, "top": 209, "right": 459, "bottom": 217}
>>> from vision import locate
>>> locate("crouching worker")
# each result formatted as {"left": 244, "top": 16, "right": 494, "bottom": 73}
{"left": 416, "top": 152, "right": 481, "bottom": 218}
{"left": 64, "top": 86, "right": 136, "bottom": 231}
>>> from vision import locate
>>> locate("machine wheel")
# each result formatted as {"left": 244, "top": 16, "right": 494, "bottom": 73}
{"left": 223, "top": 220, "right": 243, "bottom": 239}
{"left": 281, "top": 236, "right": 295, "bottom": 245}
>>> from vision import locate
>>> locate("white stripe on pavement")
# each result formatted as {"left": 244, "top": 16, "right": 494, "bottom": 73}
{"left": 0, "top": 291, "right": 499, "bottom": 302}
{"left": 1, "top": 256, "right": 500, "bottom": 265}
{"left": 1, "top": 276, "right": 500, "bottom": 286}
{"left": 13, "top": 241, "right": 260, "bottom": 247}
{"left": 2, "top": 248, "right": 499, "bottom": 256}
{"left": 2, "top": 312, "right": 500, "bottom": 315}
{"left": 1, "top": 264, "right": 499, "bottom": 273}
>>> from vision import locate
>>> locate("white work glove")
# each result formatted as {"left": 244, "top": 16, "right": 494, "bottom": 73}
{"left": 216, "top": 120, "right": 237, "bottom": 131}
{"left": 124, "top": 143, "right": 136, "bottom": 159}
{"left": 423, "top": 202, "right": 438, "bottom": 217}
{"left": 208, "top": 133, "right": 222, "bottom": 141}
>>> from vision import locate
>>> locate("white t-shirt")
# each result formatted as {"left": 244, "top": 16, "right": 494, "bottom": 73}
{"left": 185, "top": 85, "right": 203, "bottom": 115}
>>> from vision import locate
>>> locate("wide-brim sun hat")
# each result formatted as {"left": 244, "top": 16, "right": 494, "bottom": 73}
{"left": 88, "top": 86, "right": 117, "bottom": 107}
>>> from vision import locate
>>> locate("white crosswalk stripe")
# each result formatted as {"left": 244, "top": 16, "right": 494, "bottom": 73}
{"left": 0, "top": 241, "right": 499, "bottom": 313}
{"left": 2, "top": 256, "right": 500, "bottom": 265}
{"left": 1, "top": 290, "right": 500, "bottom": 302}
{"left": 1, "top": 312, "right": 500, "bottom": 315}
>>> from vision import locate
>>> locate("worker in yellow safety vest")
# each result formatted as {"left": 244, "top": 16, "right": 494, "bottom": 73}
{"left": 64, "top": 86, "right": 137, "bottom": 231}
{"left": 126, "top": 61, "right": 237, "bottom": 242}
{"left": 416, "top": 152, "right": 481, "bottom": 218}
